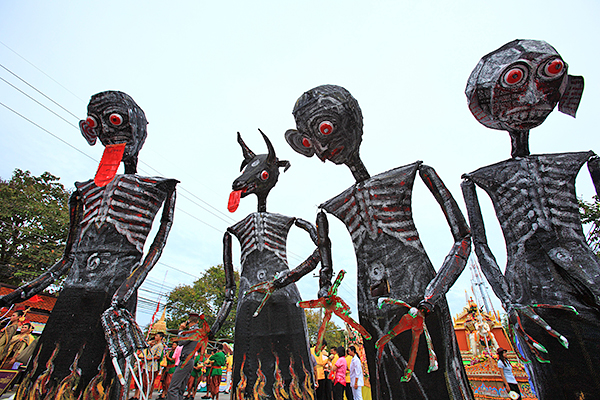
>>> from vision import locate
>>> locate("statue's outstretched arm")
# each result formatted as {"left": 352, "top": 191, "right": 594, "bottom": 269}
{"left": 271, "top": 217, "right": 321, "bottom": 287}
{"left": 462, "top": 178, "right": 581, "bottom": 362}
{"left": 316, "top": 211, "right": 333, "bottom": 298}
{"left": 587, "top": 153, "right": 600, "bottom": 196}
{"left": 209, "top": 231, "right": 237, "bottom": 337}
{"left": 460, "top": 177, "right": 511, "bottom": 306}
{"left": 101, "top": 182, "right": 177, "bottom": 362}
{"left": 0, "top": 190, "right": 82, "bottom": 307}
{"left": 419, "top": 165, "right": 471, "bottom": 307}
{"left": 247, "top": 217, "right": 321, "bottom": 316}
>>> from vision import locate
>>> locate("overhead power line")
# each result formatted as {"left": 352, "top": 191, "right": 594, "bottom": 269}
{"left": 0, "top": 41, "right": 86, "bottom": 103}
{"left": 0, "top": 75, "right": 79, "bottom": 129}
{"left": 0, "top": 101, "right": 96, "bottom": 162}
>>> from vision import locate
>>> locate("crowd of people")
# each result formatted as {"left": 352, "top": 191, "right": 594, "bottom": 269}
{"left": 128, "top": 316, "right": 366, "bottom": 400}
{"left": 0, "top": 309, "right": 36, "bottom": 370}
{"left": 129, "top": 313, "right": 233, "bottom": 400}
{"left": 1, "top": 309, "right": 369, "bottom": 400}
{"left": 130, "top": 331, "right": 366, "bottom": 400}
{"left": 311, "top": 340, "right": 365, "bottom": 400}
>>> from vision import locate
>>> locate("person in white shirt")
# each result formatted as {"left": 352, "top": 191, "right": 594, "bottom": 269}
{"left": 497, "top": 348, "right": 521, "bottom": 399}
{"left": 348, "top": 346, "right": 363, "bottom": 400}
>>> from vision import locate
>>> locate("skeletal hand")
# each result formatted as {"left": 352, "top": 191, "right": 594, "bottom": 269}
{"left": 246, "top": 280, "right": 276, "bottom": 317}
{"left": 507, "top": 303, "right": 577, "bottom": 362}
{"left": 101, "top": 305, "right": 147, "bottom": 360}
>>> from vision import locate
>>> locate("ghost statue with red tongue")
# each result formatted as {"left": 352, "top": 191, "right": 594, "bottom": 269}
{"left": 222, "top": 130, "right": 323, "bottom": 399}
{"left": 0, "top": 91, "right": 179, "bottom": 399}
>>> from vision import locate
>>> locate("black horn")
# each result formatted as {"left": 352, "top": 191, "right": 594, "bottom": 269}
{"left": 237, "top": 131, "right": 256, "bottom": 171}
{"left": 259, "top": 129, "right": 276, "bottom": 165}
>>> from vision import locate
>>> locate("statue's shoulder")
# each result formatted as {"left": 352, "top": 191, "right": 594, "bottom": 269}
{"left": 320, "top": 161, "right": 422, "bottom": 214}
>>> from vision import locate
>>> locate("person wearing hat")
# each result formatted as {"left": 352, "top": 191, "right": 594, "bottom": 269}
{"left": 167, "top": 313, "right": 202, "bottom": 400}
{"left": 497, "top": 348, "right": 521, "bottom": 399}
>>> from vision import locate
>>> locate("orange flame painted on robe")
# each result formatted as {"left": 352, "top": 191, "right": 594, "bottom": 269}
{"left": 54, "top": 348, "right": 83, "bottom": 400}
{"left": 82, "top": 353, "right": 113, "bottom": 400}
{"left": 273, "top": 354, "right": 289, "bottom": 400}
{"left": 301, "top": 359, "right": 315, "bottom": 400}
{"left": 25, "top": 344, "right": 60, "bottom": 400}
{"left": 14, "top": 344, "right": 44, "bottom": 400}
{"left": 236, "top": 354, "right": 248, "bottom": 400}
{"left": 253, "top": 359, "right": 268, "bottom": 400}
{"left": 288, "top": 356, "right": 303, "bottom": 400}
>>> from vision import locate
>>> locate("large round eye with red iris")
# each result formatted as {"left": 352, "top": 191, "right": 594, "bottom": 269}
{"left": 302, "top": 138, "right": 312, "bottom": 148}
{"left": 504, "top": 67, "right": 526, "bottom": 86}
{"left": 86, "top": 116, "right": 97, "bottom": 128}
{"left": 319, "top": 121, "right": 333, "bottom": 135}
{"left": 109, "top": 113, "right": 123, "bottom": 126}
{"left": 260, "top": 171, "right": 269, "bottom": 181}
{"left": 544, "top": 59, "right": 564, "bottom": 77}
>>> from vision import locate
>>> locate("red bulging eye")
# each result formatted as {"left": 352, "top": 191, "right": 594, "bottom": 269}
{"left": 319, "top": 121, "right": 333, "bottom": 135}
{"left": 504, "top": 67, "right": 525, "bottom": 85}
{"left": 109, "top": 113, "right": 123, "bottom": 126}
{"left": 545, "top": 59, "right": 564, "bottom": 76}
{"left": 260, "top": 171, "right": 269, "bottom": 180}
{"left": 86, "top": 116, "right": 97, "bottom": 128}
{"left": 302, "top": 138, "right": 311, "bottom": 148}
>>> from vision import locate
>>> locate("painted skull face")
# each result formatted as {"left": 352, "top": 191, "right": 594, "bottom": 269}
{"left": 466, "top": 40, "right": 577, "bottom": 132}
{"left": 81, "top": 91, "right": 148, "bottom": 161}
{"left": 286, "top": 85, "right": 363, "bottom": 165}
{"left": 491, "top": 53, "right": 566, "bottom": 130}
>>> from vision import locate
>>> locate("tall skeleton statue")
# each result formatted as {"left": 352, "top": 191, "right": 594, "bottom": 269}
{"left": 461, "top": 39, "right": 600, "bottom": 400}
{"left": 285, "top": 85, "right": 473, "bottom": 400}
{"left": 225, "top": 130, "right": 321, "bottom": 399}
{"left": 0, "top": 91, "right": 178, "bottom": 400}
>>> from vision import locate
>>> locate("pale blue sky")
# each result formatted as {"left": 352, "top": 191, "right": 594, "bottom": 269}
{"left": 1, "top": 1, "right": 599, "bottom": 328}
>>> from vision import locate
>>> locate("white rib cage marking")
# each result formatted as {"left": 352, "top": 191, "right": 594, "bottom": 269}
{"left": 76, "top": 175, "right": 169, "bottom": 253}
{"left": 230, "top": 213, "right": 294, "bottom": 266}
{"left": 473, "top": 153, "right": 591, "bottom": 245}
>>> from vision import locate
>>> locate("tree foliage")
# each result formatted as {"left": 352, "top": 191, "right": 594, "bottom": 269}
{"left": 0, "top": 169, "right": 71, "bottom": 287}
{"left": 165, "top": 265, "right": 240, "bottom": 340}
{"left": 304, "top": 309, "right": 345, "bottom": 349}
{"left": 579, "top": 195, "right": 600, "bottom": 255}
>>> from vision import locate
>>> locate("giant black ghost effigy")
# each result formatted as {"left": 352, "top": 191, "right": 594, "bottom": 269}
{"left": 461, "top": 39, "right": 600, "bottom": 399}
{"left": 285, "top": 85, "right": 474, "bottom": 400}
{"left": 225, "top": 130, "right": 321, "bottom": 399}
{"left": 0, "top": 91, "right": 178, "bottom": 400}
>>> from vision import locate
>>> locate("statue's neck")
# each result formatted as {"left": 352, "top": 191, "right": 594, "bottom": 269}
{"left": 257, "top": 195, "right": 267, "bottom": 213}
{"left": 346, "top": 155, "right": 370, "bottom": 183}
{"left": 509, "top": 130, "right": 530, "bottom": 158}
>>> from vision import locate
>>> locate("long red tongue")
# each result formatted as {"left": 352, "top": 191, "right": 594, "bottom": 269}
{"left": 228, "top": 189, "right": 245, "bottom": 213}
{"left": 94, "top": 143, "right": 126, "bottom": 187}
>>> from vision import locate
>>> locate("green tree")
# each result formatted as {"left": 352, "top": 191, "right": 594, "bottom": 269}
{"left": 0, "top": 169, "right": 71, "bottom": 287}
{"left": 579, "top": 195, "right": 600, "bottom": 255}
{"left": 304, "top": 309, "right": 345, "bottom": 349}
{"left": 166, "top": 265, "right": 240, "bottom": 340}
